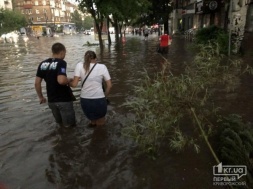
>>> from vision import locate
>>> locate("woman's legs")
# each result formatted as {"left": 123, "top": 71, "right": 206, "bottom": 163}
{"left": 90, "top": 117, "right": 105, "bottom": 126}
{"left": 95, "top": 117, "right": 106, "bottom": 126}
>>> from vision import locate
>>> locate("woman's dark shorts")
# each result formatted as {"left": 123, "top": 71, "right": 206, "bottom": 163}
{"left": 80, "top": 97, "right": 107, "bottom": 120}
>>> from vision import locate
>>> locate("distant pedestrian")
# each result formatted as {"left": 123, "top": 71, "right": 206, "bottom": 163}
{"left": 159, "top": 30, "right": 172, "bottom": 54}
{"left": 144, "top": 28, "right": 149, "bottom": 40}
{"left": 139, "top": 29, "right": 142, "bottom": 36}
{"left": 35, "top": 42, "right": 76, "bottom": 128}
{"left": 70, "top": 50, "right": 112, "bottom": 127}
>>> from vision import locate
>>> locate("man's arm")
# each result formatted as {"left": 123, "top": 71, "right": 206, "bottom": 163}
{"left": 57, "top": 75, "right": 71, "bottom": 85}
{"left": 35, "top": 76, "right": 47, "bottom": 104}
{"left": 57, "top": 60, "right": 72, "bottom": 85}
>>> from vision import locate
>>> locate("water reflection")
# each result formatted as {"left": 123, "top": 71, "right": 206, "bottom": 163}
{"left": 0, "top": 33, "right": 219, "bottom": 189}
{"left": 45, "top": 127, "right": 93, "bottom": 188}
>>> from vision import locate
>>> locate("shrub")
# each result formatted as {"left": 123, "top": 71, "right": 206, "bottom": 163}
{"left": 123, "top": 42, "right": 253, "bottom": 161}
{"left": 194, "top": 25, "right": 229, "bottom": 55}
{"left": 216, "top": 114, "right": 253, "bottom": 186}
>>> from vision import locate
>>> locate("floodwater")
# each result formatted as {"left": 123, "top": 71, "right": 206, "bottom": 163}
{"left": 0, "top": 32, "right": 244, "bottom": 189}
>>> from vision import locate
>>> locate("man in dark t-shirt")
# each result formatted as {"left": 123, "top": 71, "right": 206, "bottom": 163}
{"left": 35, "top": 43, "right": 76, "bottom": 127}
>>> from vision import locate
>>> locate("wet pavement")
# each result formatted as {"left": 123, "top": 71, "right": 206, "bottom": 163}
{"left": 1, "top": 32, "right": 248, "bottom": 189}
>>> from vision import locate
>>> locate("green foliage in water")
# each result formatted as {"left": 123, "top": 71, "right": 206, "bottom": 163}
{"left": 123, "top": 42, "right": 253, "bottom": 159}
{"left": 194, "top": 25, "right": 229, "bottom": 55}
{"left": 216, "top": 114, "right": 253, "bottom": 186}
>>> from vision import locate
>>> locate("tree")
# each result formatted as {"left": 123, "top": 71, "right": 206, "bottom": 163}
{"left": 83, "top": 15, "right": 94, "bottom": 30}
{"left": 134, "top": 0, "right": 173, "bottom": 34}
{"left": 78, "top": 0, "right": 150, "bottom": 47}
{"left": 71, "top": 10, "right": 84, "bottom": 32}
{"left": 107, "top": 0, "right": 150, "bottom": 42}
{"left": 0, "top": 8, "right": 27, "bottom": 35}
{"left": 79, "top": 0, "right": 106, "bottom": 49}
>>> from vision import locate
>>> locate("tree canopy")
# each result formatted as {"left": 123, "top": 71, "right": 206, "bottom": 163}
{"left": 77, "top": 0, "right": 173, "bottom": 46}
{"left": 83, "top": 16, "right": 94, "bottom": 30}
{"left": 0, "top": 8, "right": 27, "bottom": 35}
{"left": 77, "top": 0, "right": 173, "bottom": 27}
{"left": 71, "top": 10, "right": 83, "bottom": 31}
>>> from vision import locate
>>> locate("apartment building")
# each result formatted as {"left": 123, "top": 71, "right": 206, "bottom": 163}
{"left": 13, "top": 0, "right": 80, "bottom": 35}
{"left": 170, "top": 0, "right": 224, "bottom": 34}
{"left": 170, "top": 0, "right": 253, "bottom": 53}
{"left": 170, "top": 0, "right": 253, "bottom": 34}
{"left": 0, "top": 0, "right": 13, "bottom": 10}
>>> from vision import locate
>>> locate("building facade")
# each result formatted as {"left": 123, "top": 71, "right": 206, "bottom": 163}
{"left": 170, "top": 0, "right": 253, "bottom": 33}
{"left": 0, "top": 0, "right": 13, "bottom": 9}
{"left": 170, "top": 0, "right": 253, "bottom": 52}
{"left": 170, "top": 0, "right": 225, "bottom": 33}
{"left": 13, "top": 0, "right": 80, "bottom": 35}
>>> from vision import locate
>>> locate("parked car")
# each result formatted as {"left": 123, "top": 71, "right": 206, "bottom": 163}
{"left": 84, "top": 30, "right": 91, "bottom": 35}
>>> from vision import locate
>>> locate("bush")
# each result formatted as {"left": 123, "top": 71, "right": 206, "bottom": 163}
{"left": 216, "top": 114, "right": 253, "bottom": 187}
{"left": 195, "top": 25, "right": 229, "bottom": 55}
{"left": 122, "top": 42, "right": 253, "bottom": 160}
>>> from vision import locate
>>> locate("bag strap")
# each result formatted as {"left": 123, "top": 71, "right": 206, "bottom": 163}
{"left": 81, "top": 63, "right": 97, "bottom": 87}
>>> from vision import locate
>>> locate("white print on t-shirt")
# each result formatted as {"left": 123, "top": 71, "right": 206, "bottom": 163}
{"left": 40, "top": 62, "right": 58, "bottom": 70}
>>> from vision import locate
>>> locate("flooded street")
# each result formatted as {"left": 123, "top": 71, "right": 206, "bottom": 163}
{"left": 0, "top": 33, "right": 231, "bottom": 189}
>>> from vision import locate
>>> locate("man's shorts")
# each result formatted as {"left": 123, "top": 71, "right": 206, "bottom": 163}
{"left": 48, "top": 101, "right": 76, "bottom": 127}
{"left": 80, "top": 97, "right": 107, "bottom": 120}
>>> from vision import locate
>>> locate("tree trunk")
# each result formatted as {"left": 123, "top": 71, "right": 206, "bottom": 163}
{"left": 119, "top": 24, "right": 122, "bottom": 38}
{"left": 224, "top": 3, "right": 230, "bottom": 31}
{"left": 114, "top": 19, "right": 120, "bottom": 43}
{"left": 94, "top": 21, "right": 104, "bottom": 50}
{"left": 107, "top": 16, "right": 111, "bottom": 46}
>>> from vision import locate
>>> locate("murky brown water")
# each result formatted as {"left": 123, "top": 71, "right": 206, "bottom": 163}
{"left": 0, "top": 33, "right": 235, "bottom": 189}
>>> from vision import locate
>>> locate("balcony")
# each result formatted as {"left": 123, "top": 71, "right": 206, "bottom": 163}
{"left": 23, "top": 4, "right": 33, "bottom": 9}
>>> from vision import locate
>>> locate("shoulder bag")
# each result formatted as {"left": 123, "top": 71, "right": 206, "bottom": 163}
{"left": 81, "top": 63, "right": 97, "bottom": 87}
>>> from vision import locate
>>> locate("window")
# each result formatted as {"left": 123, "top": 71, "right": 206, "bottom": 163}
{"left": 42, "top": 0, "right": 46, "bottom": 5}
{"left": 43, "top": 9, "right": 47, "bottom": 13}
{"left": 36, "top": 9, "right": 40, "bottom": 14}
{"left": 35, "top": 1, "right": 38, "bottom": 5}
{"left": 28, "top": 9, "right": 32, "bottom": 14}
{"left": 37, "top": 17, "right": 41, "bottom": 21}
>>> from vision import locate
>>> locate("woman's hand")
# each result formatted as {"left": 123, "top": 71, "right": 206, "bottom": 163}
{"left": 69, "top": 76, "right": 80, "bottom": 88}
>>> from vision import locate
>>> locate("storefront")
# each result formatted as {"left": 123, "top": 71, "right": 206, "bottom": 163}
{"left": 182, "top": 3, "right": 195, "bottom": 30}
{"left": 195, "top": 0, "right": 224, "bottom": 29}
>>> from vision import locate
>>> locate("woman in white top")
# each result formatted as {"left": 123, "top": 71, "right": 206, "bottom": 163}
{"left": 70, "top": 51, "right": 112, "bottom": 126}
